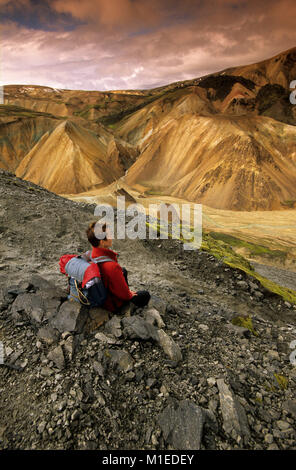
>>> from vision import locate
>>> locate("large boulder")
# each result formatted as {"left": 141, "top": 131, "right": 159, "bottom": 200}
{"left": 148, "top": 295, "right": 167, "bottom": 315}
{"left": 10, "top": 276, "right": 64, "bottom": 324}
{"left": 37, "top": 326, "right": 60, "bottom": 345}
{"left": 156, "top": 329, "right": 183, "bottom": 362}
{"left": 144, "top": 308, "right": 165, "bottom": 328}
{"left": 11, "top": 292, "right": 47, "bottom": 324}
{"left": 84, "top": 307, "right": 110, "bottom": 333}
{"left": 158, "top": 400, "right": 205, "bottom": 450}
{"left": 50, "top": 301, "right": 88, "bottom": 334}
{"left": 217, "top": 379, "right": 251, "bottom": 444}
{"left": 121, "top": 316, "right": 159, "bottom": 341}
{"left": 104, "top": 315, "right": 122, "bottom": 338}
{"left": 122, "top": 316, "right": 182, "bottom": 362}
{"left": 47, "top": 345, "right": 65, "bottom": 369}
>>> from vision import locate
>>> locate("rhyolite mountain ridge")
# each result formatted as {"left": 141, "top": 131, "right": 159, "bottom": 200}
{"left": 1, "top": 46, "right": 296, "bottom": 210}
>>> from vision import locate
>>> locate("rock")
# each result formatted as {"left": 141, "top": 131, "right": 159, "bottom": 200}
{"left": 122, "top": 316, "right": 159, "bottom": 341}
{"left": 267, "top": 443, "right": 279, "bottom": 450}
{"left": 226, "top": 323, "right": 251, "bottom": 339}
{"left": 47, "top": 345, "right": 65, "bottom": 369}
{"left": 71, "top": 410, "right": 81, "bottom": 421}
{"left": 282, "top": 400, "right": 296, "bottom": 418}
{"left": 276, "top": 420, "right": 291, "bottom": 431}
{"left": 104, "top": 315, "right": 122, "bottom": 338}
{"left": 158, "top": 399, "right": 205, "bottom": 450}
{"left": 37, "top": 326, "right": 60, "bottom": 345}
{"left": 40, "top": 366, "right": 54, "bottom": 377}
{"left": 10, "top": 280, "right": 64, "bottom": 324}
{"left": 94, "top": 332, "right": 119, "bottom": 344}
{"left": 249, "top": 281, "right": 259, "bottom": 291}
{"left": 38, "top": 289, "right": 63, "bottom": 320}
{"left": 93, "top": 360, "right": 104, "bottom": 377}
{"left": 267, "top": 350, "right": 280, "bottom": 361}
{"left": 50, "top": 301, "right": 88, "bottom": 334}
{"left": 11, "top": 293, "right": 45, "bottom": 323}
{"left": 37, "top": 422, "right": 47, "bottom": 434}
{"left": 30, "top": 308, "right": 44, "bottom": 323}
{"left": 165, "top": 304, "right": 179, "bottom": 316}
{"left": 19, "top": 359, "right": 28, "bottom": 369}
{"left": 61, "top": 331, "right": 72, "bottom": 340}
{"left": 6, "top": 283, "right": 30, "bottom": 296}
{"left": 217, "top": 379, "right": 251, "bottom": 443}
{"left": 207, "top": 377, "right": 216, "bottom": 387}
{"left": 198, "top": 324, "right": 209, "bottom": 332}
{"left": 30, "top": 275, "right": 56, "bottom": 291}
{"left": 156, "top": 329, "right": 183, "bottom": 363}
{"left": 103, "top": 349, "right": 134, "bottom": 373}
{"left": 144, "top": 308, "right": 165, "bottom": 328}
{"left": 236, "top": 281, "right": 249, "bottom": 290}
{"left": 254, "top": 291, "right": 264, "bottom": 299}
{"left": 148, "top": 295, "right": 167, "bottom": 315}
{"left": 264, "top": 434, "right": 274, "bottom": 444}
{"left": 0, "top": 288, "right": 11, "bottom": 311}
{"left": 118, "top": 301, "right": 136, "bottom": 317}
{"left": 84, "top": 307, "right": 110, "bottom": 332}
{"left": 8, "top": 349, "right": 24, "bottom": 364}
{"left": 146, "top": 378, "right": 157, "bottom": 388}
{"left": 62, "top": 336, "right": 75, "bottom": 361}
{"left": 5, "top": 346, "right": 13, "bottom": 357}
{"left": 202, "top": 408, "right": 219, "bottom": 433}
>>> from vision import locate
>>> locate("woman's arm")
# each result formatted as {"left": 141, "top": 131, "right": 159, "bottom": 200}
{"left": 107, "top": 263, "right": 135, "bottom": 301}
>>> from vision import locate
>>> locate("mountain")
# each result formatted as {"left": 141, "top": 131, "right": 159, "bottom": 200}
{"left": 121, "top": 112, "right": 296, "bottom": 211}
{"left": 2, "top": 46, "right": 296, "bottom": 210}
{"left": 15, "top": 120, "right": 137, "bottom": 194}
{"left": 0, "top": 105, "right": 62, "bottom": 171}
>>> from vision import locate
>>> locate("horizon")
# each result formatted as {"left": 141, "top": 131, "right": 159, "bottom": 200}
{"left": 0, "top": 0, "right": 296, "bottom": 91}
{"left": 2, "top": 44, "right": 295, "bottom": 93}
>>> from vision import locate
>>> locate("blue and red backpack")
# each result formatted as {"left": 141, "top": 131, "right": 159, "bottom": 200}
{"left": 59, "top": 251, "right": 114, "bottom": 307}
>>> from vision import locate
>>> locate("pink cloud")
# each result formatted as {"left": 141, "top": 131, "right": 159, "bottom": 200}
{"left": 1, "top": 0, "right": 295, "bottom": 90}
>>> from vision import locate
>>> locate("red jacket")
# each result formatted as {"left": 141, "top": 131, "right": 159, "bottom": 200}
{"left": 91, "top": 246, "right": 134, "bottom": 312}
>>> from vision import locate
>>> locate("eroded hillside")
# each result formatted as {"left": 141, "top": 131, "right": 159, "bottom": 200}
{"left": 1, "top": 47, "right": 296, "bottom": 210}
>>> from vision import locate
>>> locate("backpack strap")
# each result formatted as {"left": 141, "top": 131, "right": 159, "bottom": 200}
{"left": 80, "top": 250, "right": 92, "bottom": 262}
{"left": 91, "top": 256, "right": 114, "bottom": 264}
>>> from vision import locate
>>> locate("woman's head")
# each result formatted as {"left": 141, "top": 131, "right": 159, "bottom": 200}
{"left": 86, "top": 221, "right": 113, "bottom": 249}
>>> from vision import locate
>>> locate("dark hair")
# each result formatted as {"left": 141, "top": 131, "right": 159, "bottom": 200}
{"left": 86, "top": 221, "right": 107, "bottom": 247}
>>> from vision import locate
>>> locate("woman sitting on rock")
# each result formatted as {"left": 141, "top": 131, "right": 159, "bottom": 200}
{"left": 85, "top": 221, "right": 150, "bottom": 313}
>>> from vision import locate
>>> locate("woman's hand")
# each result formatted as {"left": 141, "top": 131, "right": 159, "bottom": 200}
{"left": 130, "top": 290, "right": 138, "bottom": 297}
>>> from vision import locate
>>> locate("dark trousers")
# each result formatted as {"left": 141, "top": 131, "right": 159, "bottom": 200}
{"left": 122, "top": 267, "right": 151, "bottom": 308}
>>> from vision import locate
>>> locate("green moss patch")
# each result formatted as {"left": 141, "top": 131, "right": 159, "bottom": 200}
{"left": 281, "top": 200, "right": 296, "bottom": 208}
{"left": 231, "top": 316, "right": 259, "bottom": 336}
{"left": 273, "top": 373, "right": 289, "bottom": 390}
{"left": 145, "top": 220, "right": 296, "bottom": 305}
{"left": 209, "top": 231, "right": 287, "bottom": 262}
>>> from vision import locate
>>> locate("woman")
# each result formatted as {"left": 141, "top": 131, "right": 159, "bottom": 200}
{"left": 86, "top": 221, "right": 150, "bottom": 313}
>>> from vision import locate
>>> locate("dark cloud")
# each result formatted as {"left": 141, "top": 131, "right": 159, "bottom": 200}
{"left": 1, "top": 0, "right": 295, "bottom": 90}
{"left": 0, "top": 0, "right": 83, "bottom": 31}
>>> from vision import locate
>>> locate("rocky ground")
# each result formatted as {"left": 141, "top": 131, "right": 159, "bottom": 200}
{"left": 0, "top": 169, "right": 296, "bottom": 450}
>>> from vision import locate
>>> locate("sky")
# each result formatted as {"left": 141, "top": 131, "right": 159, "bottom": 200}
{"left": 0, "top": 0, "right": 295, "bottom": 91}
